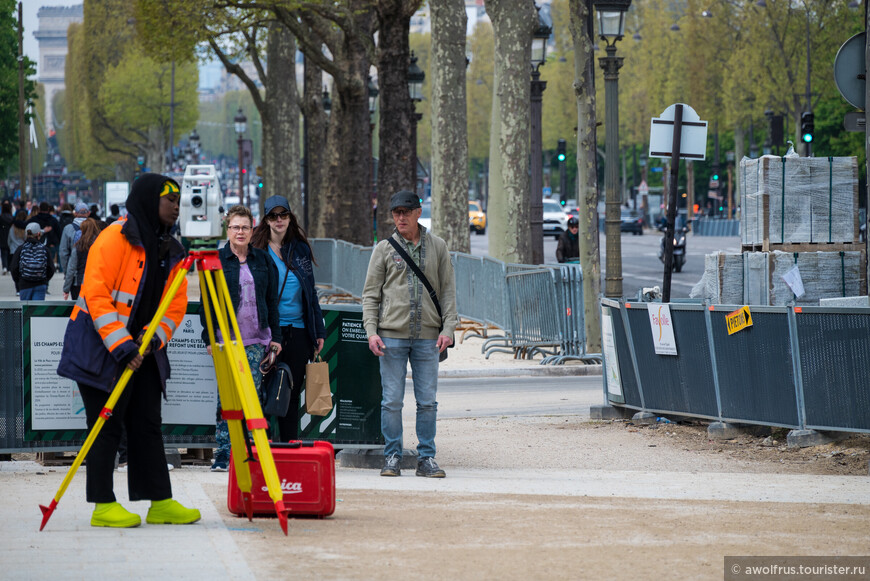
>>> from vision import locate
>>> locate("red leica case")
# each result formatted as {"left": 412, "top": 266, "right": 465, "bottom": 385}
{"left": 227, "top": 440, "right": 336, "bottom": 517}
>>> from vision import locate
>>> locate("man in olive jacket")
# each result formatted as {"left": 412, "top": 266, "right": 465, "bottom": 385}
{"left": 362, "top": 190, "right": 457, "bottom": 479}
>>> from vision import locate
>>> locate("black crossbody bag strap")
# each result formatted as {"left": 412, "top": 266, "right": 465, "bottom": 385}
{"left": 386, "top": 236, "right": 443, "bottom": 326}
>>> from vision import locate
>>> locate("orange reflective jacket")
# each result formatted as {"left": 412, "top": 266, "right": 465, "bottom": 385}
{"left": 57, "top": 218, "right": 188, "bottom": 392}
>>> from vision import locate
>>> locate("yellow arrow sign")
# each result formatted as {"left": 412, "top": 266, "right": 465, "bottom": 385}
{"left": 726, "top": 306, "right": 753, "bottom": 335}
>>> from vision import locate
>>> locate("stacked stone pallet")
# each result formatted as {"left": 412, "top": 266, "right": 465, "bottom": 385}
{"left": 693, "top": 155, "right": 866, "bottom": 306}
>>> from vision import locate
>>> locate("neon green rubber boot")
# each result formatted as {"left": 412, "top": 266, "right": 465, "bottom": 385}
{"left": 91, "top": 502, "right": 141, "bottom": 528}
{"left": 146, "top": 499, "right": 201, "bottom": 525}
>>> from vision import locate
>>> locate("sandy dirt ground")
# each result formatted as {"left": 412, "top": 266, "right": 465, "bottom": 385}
{"left": 195, "top": 416, "right": 870, "bottom": 581}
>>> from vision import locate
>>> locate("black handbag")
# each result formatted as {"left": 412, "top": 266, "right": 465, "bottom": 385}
{"left": 260, "top": 349, "right": 293, "bottom": 416}
{"left": 386, "top": 237, "right": 454, "bottom": 362}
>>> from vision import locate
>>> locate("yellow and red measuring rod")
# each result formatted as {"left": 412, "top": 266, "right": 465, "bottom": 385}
{"left": 195, "top": 250, "right": 289, "bottom": 534}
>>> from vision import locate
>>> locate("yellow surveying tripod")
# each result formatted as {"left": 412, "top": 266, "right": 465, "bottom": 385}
{"left": 40, "top": 250, "right": 290, "bottom": 535}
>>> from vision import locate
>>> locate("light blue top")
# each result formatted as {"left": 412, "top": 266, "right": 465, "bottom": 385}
{"left": 269, "top": 246, "right": 304, "bottom": 327}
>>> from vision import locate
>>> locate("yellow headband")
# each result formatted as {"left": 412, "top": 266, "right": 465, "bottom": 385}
{"left": 160, "top": 181, "right": 180, "bottom": 197}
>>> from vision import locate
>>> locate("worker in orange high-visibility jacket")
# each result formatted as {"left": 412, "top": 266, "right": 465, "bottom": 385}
{"left": 57, "top": 173, "right": 200, "bottom": 529}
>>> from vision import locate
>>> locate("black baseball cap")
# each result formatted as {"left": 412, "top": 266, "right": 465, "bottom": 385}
{"left": 390, "top": 190, "right": 421, "bottom": 211}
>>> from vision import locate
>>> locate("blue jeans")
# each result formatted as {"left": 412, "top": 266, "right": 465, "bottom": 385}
{"left": 379, "top": 337, "right": 439, "bottom": 459}
{"left": 19, "top": 285, "right": 47, "bottom": 300}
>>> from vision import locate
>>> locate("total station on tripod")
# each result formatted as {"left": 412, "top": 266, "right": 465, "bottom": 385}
{"left": 180, "top": 164, "right": 224, "bottom": 239}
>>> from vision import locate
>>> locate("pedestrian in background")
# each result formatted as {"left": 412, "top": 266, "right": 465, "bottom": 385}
{"left": 556, "top": 216, "right": 579, "bottom": 263}
{"left": 251, "top": 195, "right": 325, "bottom": 441}
{"left": 27, "top": 202, "right": 61, "bottom": 271}
{"left": 0, "top": 200, "right": 13, "bottom": 274}
{"left": 63, "top": 217, "right": 100, "bottom": 301}
{"left": 56, "top": 173, "right": 200, "bottom": 528}
{"left": 59, "top": 202, "right": 91, "bottom": 276}
{"left": 10, "top": 223, "right": 54, "bottom": 300}
{"left": 201, "top": 205, "right": 282, "bottom": 472}
{"left": 362, "top": 190, "right": 457, "bottom": 478}
{"left": 106, "top": 204, "right": 122, "bottom": 225}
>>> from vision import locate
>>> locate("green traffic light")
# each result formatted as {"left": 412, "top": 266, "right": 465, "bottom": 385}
{"left": 557, "top": 153, "right": 566, "bottom": 162}
{"left": 712, "top": 174, "right": 719, "bottom": 181}
{"left": 802, "top": 133, "right": 813, "bottom": 143}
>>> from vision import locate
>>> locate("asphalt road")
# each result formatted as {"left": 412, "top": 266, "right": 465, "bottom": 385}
{"left": 427, "top": 375, "right": 604, "bottom": 419}
{"left": 469, "top": 227, "right": 742, "bottom": 299}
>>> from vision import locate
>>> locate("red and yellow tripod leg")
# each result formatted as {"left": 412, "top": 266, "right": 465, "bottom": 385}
{"left": 198, "top": 267, "right": 255, "bottom": 520}
{"left": 39, "top": 255, "right": 196, "bottom": 531}
{"left": 197, "top": 252, "right": 289, "bottom": 534}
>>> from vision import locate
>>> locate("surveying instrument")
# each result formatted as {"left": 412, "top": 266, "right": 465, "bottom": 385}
{"left": 40, "top": 166, "right": 291, "bottom": 534}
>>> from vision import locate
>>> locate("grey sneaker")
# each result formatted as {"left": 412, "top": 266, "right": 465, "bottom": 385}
{"left": 416, "top": 457, "right": 446, "bottom": 478}
{"left": 380, "top": 453, "right": 401, "bottom": 477}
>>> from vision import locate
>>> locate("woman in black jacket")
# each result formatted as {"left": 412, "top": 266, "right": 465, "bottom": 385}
{"left": 200, "top": 204, "right": 282, "bottom": 471}
{"left": 251, "top": 195, "right": 326, "bottom": 441}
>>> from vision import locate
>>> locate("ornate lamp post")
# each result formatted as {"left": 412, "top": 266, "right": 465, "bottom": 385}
{"left": 322, "top": 86, "right": 332, "bottom": 118}
{"left": 530, "top": 5, "right": 552, "bottom": 265}
{"left": 408, "top": 52, "right": 425, "bottom": 195}
{"left": 593, "top": 0, "right": 632, "bottom": 298}
{"left": 234, "top": 107, "right": 247, "bottom": 205}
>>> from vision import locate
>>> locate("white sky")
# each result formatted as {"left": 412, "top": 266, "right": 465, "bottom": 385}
{"left": 22, "top": 0, "right": 78, "bottom": 76}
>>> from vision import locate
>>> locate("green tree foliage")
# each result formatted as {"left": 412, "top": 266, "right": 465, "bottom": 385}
{"left": 0, "top": 0, "right": 36, "bottom": 175}
{"left": 60, "top": 0, "right": 198, "bottom": 179}
{"left": 609, "top": 0, "right": 864, "bottom": 204}
{"left": 466, "top": 22, "right": 494, "bottom": 164}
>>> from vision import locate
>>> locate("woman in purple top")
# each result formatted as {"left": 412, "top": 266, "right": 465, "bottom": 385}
{"left": 200, "top": 205, "right": 282, "bottom": 471}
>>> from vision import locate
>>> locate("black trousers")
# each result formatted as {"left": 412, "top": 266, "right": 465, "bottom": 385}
{"left": 275, "top": 325, "right": 312, "bottom": 441}
{"left": 79, "top": 355, "right": 171, "bottom": 503}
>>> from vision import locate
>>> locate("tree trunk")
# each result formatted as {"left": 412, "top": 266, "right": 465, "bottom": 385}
{"left": 430, "top": 0, "right": 469, "bottom": 252}
{"left": 303, "top": 56, "right": 328, "bottom": 238}
{"left": 317, "top": 8, "right": 375, "bottom": 245}
{"left": 569, "top": 0, "right": 601, "bottom": 354}
{"left": 264, "top": 23, "right": 301, "bottom": 220}
{"left": 485, "top": 0, "right": 536, "bottom": 264}
{"left": 376, "top": 0, "right": 419, "bottom": 241}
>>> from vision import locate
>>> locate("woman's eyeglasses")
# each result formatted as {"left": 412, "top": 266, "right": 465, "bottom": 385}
{"left": 268, "top": 211, "right": 291, "bottom": 220}
{"left": 227, "top": 225, "right": 252, "bottom": 232}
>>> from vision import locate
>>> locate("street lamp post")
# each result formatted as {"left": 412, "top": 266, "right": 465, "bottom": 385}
{"left": 408, "top": 52, "right": 425, "bottom": 195}
{"left": 234, "top": 107, "right": 247, "bottom": 206}
{"left": 594, "top": 0, "right": 632, "bottom": 298}
{"left": 530, "top": 6, "right": 552, "bottom": 265}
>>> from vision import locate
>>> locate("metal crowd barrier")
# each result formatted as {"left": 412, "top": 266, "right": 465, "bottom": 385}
{"left": 310, "top": 239, "right": 588, "bottom": 364}
{"left": 601, "top": 298, "right": 870, "bottom": 433}
{"left": 691, "top": 219, "right": 740, "bottom": 237}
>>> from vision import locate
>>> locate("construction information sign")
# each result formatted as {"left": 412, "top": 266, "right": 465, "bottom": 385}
{"left": 648, "top": 304, "right": 678, "bottom": 356}
{"left": 725, "top": 306, "right": 753, "bottom": 335}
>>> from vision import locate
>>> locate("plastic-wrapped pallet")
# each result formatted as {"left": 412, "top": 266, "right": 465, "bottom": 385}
{"left": 743, "top": 252, "right": 771, "bottom": 305}
{"left": 739, "top": 156, "right": 858, "bottom": 245}
{"left": 698, "top": 252, "right": 744, "bottom": 304}
{"left": 743, "top": 250, "right": 866, "bottom": 306}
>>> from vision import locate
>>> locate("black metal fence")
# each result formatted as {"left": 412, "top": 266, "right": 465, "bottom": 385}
{"left": 602, "top": 299, "right": 870, "bottom": 433}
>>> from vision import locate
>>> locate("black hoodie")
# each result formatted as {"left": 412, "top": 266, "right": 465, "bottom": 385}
{"left": 124, "top": 173, "right": 180, "bottom": 336}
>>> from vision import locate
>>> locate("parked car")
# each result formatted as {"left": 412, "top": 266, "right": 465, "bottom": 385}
{"left": 543, "top": 199, "right": 569, "bottom": 238}
{"left": 469, "top": 200, "right": 486, "bottom": 235}
{"left": 419, "top": 203, "right": 431, "bottom": 231}
{"left": 620, "top": 210, "right": 644, "bottom": 235}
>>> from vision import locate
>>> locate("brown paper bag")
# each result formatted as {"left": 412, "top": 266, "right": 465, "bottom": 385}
{"left": 305, "top": 356, "right": 333, "bottom": 416}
